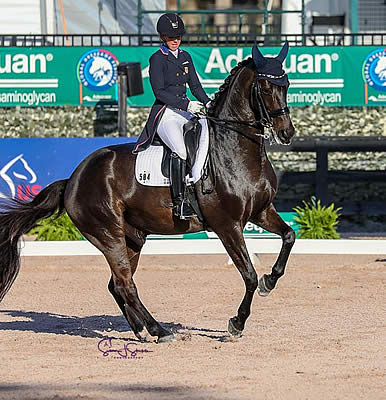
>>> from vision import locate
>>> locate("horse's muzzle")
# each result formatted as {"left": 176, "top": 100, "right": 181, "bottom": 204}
{"left": 277, "top": 126, "right": 295, "bottom": 145}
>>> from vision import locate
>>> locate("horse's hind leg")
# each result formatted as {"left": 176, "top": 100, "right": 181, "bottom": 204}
{"left": 251, "top": 204, "right": 296, "bottom": 296}
{"left": 83, "top": 230, "right": 174, "bottom": 342}
{"left": 107, "top": 253, "right": 147, "bottom": 339}
{"left": 105, "top": 242, "right": 175, "bottom": 343}
{"left": 108, "top": 275, "right": 147, "bottom": 338}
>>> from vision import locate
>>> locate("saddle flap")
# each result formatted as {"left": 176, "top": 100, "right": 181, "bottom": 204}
{"left": 183, "top": 117, "right": 202, "bottom": 172}
{"left": 135, "top": 118, "right": 209, "bottom": 187}
{"left": 161, "top": 145, "right": 172, "bottom": 178}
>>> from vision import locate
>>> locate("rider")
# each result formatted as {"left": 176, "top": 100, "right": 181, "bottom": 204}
{"left": 133, "top": 13, "right": 211, "bottom": 219}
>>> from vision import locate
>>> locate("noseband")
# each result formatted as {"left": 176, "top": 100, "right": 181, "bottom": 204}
{"left": 206, "top": 73, "right": 290, "bottom": 142}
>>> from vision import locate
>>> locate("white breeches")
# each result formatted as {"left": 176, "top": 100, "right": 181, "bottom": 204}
{"left": 157, "top": 106, "right": 208, "bottom": 160}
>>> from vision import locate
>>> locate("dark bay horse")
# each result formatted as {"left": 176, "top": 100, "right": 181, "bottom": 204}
{"left": 0, "top": 44, "right": 295, "bottom": 342}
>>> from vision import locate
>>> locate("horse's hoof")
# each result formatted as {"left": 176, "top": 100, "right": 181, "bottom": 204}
{"left": 257, "top": 274, "right": 271, "bottom": 297}
{"left": 228, "top": 318, "right": 243, "bottom": 338}
{"left": 135, "top": 329, "right": 153, "bottom": 343}
{"left": 157, "top": 334, "right": 176, "bottom": 344}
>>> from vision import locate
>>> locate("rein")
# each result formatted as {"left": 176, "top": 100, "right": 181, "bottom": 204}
{"left": 205, "top": 76, "right": 289, "bottom": 143}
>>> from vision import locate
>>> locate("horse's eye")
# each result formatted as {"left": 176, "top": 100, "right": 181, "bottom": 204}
{"left": 261, "top": 89, "right": 272, "bottom": 95}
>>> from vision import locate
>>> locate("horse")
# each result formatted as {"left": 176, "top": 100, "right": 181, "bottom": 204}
{"left": 0, "top": 43, "right": 295, "bottom": 343}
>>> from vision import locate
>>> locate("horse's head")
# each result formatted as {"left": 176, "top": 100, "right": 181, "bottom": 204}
{"left": 89, "top": 58, "right": 113, "bottom": 86}
{"left": 252, "top": 42, "right": 295, "bottom": 145}
{"left": 0, "top": 154, "right": 37, "bottom": 198}
{"left": 374, "top": 56, "right": 386, "bottom": 81}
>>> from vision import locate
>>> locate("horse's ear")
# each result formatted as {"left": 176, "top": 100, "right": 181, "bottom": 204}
{"left": 252, "top": 45, "right": 267, "bottom": 70}
{"left": 276, "top": 41, "right": 289, "bottom": 63}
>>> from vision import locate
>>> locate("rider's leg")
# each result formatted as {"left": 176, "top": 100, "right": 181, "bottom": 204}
{"left": 157, "top": 109, "right": 196, "bottom": 219}
{"left": 169, "top": 152, "right": 195, "bottom": 219}
{"left": 157, "top": 108, "right": 188, "bottom": 160}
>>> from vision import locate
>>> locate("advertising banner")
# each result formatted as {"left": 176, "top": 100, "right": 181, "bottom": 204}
{"left": 0, "top": 137, "right": 298, "bottom": 238}
{"left": 0, "top": 137, "right": 129, "bottom": 201}
{"left": 0, "top": 46, "right": 385, "bottom": 107}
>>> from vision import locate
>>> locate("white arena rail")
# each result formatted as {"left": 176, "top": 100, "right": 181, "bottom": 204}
{"left": 19, "top": 239, "right": 386, "bottom": 256}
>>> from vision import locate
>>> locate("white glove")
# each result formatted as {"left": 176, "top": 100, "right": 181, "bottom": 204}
{"left": 187, "top": 101, "right": 203, "bottom": 114}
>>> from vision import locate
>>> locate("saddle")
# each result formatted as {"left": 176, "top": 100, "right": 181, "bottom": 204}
{"left": 152, "top": 117, "right": 203, "bottom": 220}
{"left": 153, "top": 117, "right": 202, "bottom": 180}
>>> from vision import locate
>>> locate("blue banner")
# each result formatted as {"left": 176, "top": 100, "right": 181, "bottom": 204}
{"left": 0, "top": 138, "right": 135, "bottom": 200}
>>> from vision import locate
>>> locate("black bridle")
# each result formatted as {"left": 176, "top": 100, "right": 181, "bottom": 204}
{"left": 205, "top": 74, "right": 290, "bottom": 142}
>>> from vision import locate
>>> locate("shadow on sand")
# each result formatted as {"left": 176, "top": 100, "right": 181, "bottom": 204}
{"left": 0, "top": 382, "right": 227, "bottom": 400}
{"left": 0, "top": 309, "right": 229, "bottom": 341}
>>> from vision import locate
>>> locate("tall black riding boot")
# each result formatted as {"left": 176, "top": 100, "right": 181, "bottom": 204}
{"left": 170, "top": 153, "right": 196, "bottom": 219}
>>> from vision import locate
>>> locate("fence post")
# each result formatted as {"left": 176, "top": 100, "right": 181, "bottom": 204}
{"left": 117, "top": 66, "right": 128, "bottom": 137}
{"left": 137, "top": 0, "right": 143, "bottom": 46}
{"left": 316, "top": 148, "right": 328, "bottom": 205}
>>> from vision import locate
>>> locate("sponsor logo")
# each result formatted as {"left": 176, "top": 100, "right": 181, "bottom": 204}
{"left": 0, "top": 53, "right": 53, "bottom": 74}
{"left": 77, "top": 49, "right": 118, "bottom": 92}
{"left": 0, "top": 154, "right": 41, "bottom": 200}
{"left": 202, "top": 49, "right": 340, "bottom": 90}
{"left": 362, "top": 48, "right": 386, "bottom": 92}
{"left": 204, "top": 49, "right": 338, "bottom": 75}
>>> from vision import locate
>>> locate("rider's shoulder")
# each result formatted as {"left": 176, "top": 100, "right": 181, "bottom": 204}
{"left": 150, "top": 49, "right": 167, "bottom": 64}
{"left": 179, "top": 48, "right": 192, "bottom": 59}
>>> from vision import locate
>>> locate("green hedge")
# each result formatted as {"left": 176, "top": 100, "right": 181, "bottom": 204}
{"left": 1, "top": 105, "right": 385, "bottom": 172}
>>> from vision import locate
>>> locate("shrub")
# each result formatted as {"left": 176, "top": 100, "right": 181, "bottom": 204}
{"left": 28, "top": 212, "right": 83, "bottom": 241}
{"left": 293, "top": 196, "right": 341, "bottom": 239}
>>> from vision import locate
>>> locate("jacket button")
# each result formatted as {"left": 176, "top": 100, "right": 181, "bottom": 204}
{"left": 176, "top": 73, "right": 179, "bottom": 76}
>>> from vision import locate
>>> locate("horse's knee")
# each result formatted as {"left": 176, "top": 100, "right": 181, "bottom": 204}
{"left": 284, "top": 228, "right": 296, "bottom": 247}
{"left": 246, "top": 270, "right": 258, "bottom": 292}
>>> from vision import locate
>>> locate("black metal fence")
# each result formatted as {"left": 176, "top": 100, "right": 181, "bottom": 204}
{"left": 0, "top": 33, "right": 385, "bottom": 47}
{"left": 268, "top": 136, "right": 386, "bottom": 216}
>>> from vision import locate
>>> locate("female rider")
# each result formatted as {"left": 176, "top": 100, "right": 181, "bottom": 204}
{"left": 133, "top": 13, "right": 211, "bottom": 219}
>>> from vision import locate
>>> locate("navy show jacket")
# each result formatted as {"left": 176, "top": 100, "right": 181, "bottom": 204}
{"left": 133, "top": 45, "right": 210, "bottom": 153}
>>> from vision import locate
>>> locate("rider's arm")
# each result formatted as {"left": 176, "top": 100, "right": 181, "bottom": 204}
{"left": 149, "top": 53, "right": 189, "bottom": 110}
{"left": 186, "top": 53, "right": 210, "bottom": 105}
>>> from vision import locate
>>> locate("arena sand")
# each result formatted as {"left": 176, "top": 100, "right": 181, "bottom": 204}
{"left": 0, "top": 253, "right": 385, "bottom": 400}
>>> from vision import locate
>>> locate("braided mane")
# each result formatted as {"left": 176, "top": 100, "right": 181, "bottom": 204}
{"left": 207, "top": 57, "right": 254, "bottom": 116}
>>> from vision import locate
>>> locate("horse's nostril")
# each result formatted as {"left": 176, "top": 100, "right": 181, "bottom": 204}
{"left": 280, "top": 129, "right": 288, "bottom": 138}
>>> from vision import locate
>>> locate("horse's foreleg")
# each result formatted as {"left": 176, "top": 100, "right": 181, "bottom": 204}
{"left": 251, "top": 204, "right": 296, "bottom": 296}
{"left": 217, "top": 228, "right": 258, "bottom": 338}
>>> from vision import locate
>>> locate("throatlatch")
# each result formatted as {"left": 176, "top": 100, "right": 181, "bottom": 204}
{"left": 169, "top": 152, "right": 197, "bottom": 219}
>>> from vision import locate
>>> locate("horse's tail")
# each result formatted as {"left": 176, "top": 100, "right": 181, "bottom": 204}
{"left": 0, "top": 179, "right": 68, "bottom": 302}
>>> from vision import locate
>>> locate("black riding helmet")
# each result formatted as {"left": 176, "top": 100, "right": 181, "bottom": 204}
{"left": 156, "top": 13, "right": 185, "bottom": 37}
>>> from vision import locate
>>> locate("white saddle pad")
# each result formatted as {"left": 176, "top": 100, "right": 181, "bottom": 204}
{"left": 135, "top": 122, "right": 209, "bottom": 187}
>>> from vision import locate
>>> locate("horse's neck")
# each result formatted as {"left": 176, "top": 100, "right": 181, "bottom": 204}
{"left": 210, "top": 70, "right": 265, "bottom": 167}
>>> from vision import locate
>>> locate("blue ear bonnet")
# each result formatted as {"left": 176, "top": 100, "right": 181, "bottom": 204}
{"left": 252, "top": 42, "right": 289, "bottom": 87}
